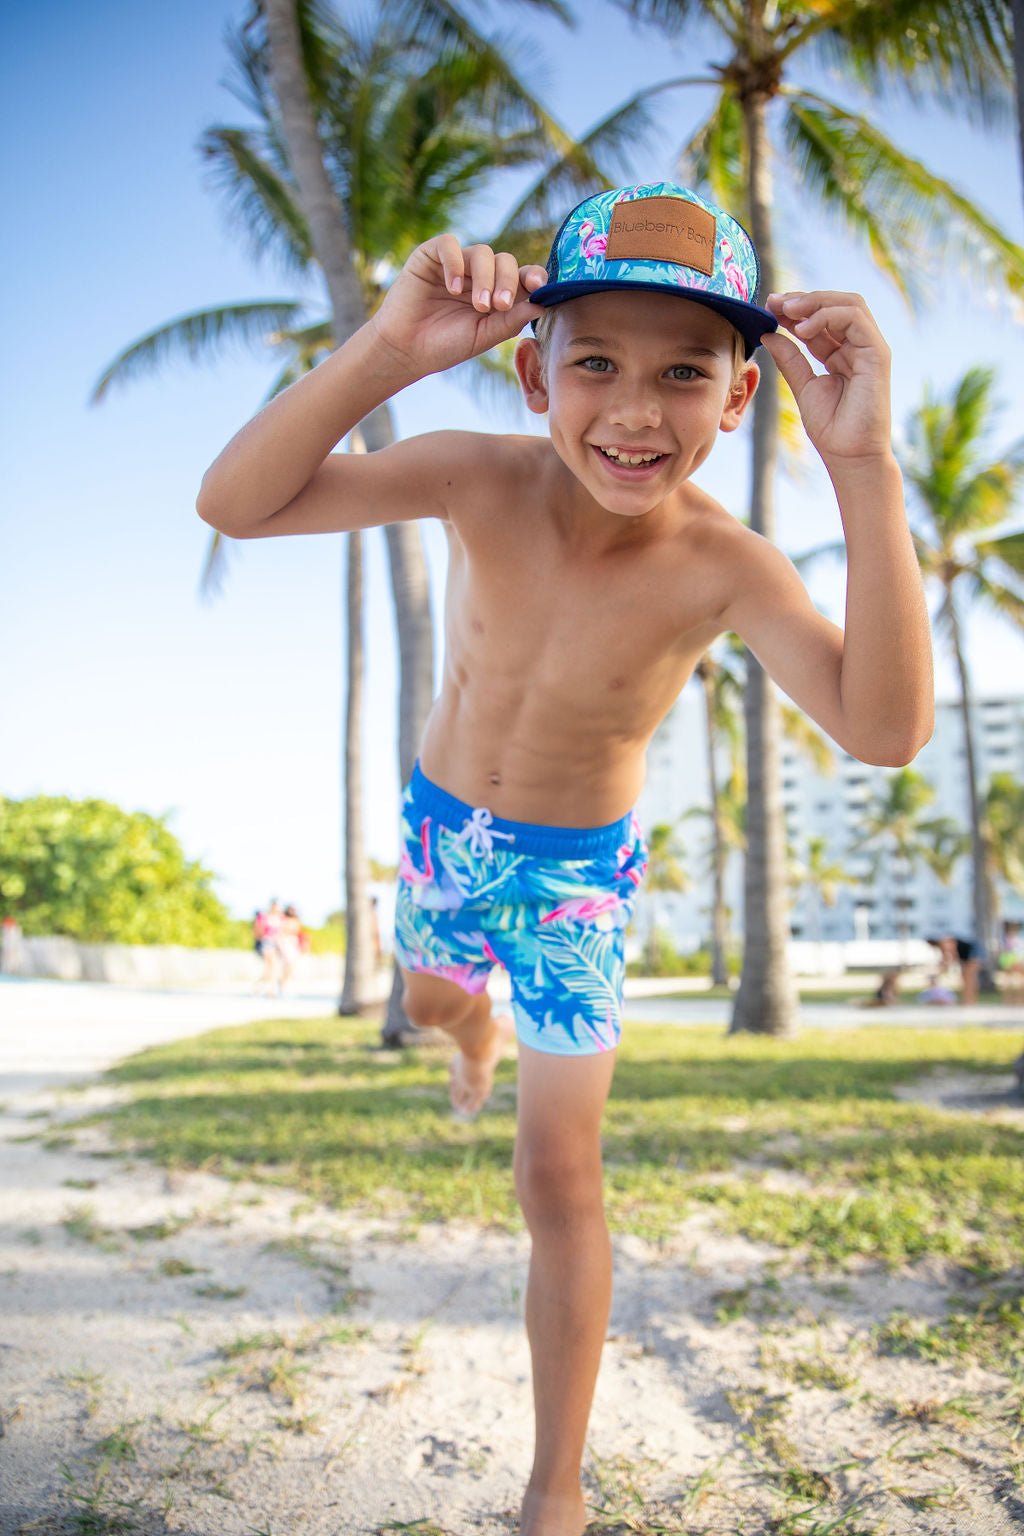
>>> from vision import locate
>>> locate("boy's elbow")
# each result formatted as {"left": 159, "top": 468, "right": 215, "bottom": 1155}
{"left": 195, "top": 480, "right": 255, "bottom": 539}
{"left": 858, "top": 722, "right": 934, "bottom": 768}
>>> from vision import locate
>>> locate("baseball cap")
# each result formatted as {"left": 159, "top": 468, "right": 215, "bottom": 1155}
{"left": 529, "top": 181, "right": 777, "bottom": 358}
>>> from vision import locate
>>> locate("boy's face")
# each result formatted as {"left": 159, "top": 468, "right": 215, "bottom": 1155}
{"left": 515, "top": 290, "right": 758, "bottom": 521}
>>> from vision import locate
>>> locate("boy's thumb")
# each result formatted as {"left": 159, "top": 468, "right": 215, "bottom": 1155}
{"left": 760, "top": 330, "right": 814, "bottom": 395}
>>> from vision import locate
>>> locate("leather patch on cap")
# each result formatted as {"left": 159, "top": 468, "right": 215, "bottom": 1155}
{"left": 604, "top": 196, "right": 716, "bottom": 276}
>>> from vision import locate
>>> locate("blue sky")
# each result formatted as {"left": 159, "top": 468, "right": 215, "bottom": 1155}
{"left": 4, "top": 1, "right": 1024, "bottom": 926}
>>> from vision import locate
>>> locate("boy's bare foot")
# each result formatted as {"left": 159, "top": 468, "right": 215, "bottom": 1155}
{"left": 520, "top": 1485, "right": 587, "bottom": 1536}
{"left": 449, "top": 1013, "right": 515, "bottom": 1118}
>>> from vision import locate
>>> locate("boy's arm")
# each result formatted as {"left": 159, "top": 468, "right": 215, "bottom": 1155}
{"left": 196, "top": 237, "right": 546, "bottom": 539}
{"left": 721, "top": 289, "right": 934, "bottom": 768}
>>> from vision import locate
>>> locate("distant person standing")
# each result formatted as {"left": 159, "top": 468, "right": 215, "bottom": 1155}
{"left": 1, "top": 916, "right": 25, "bottom": 975}
{"left": 997, "top": 919, "right": 1024, "bottom": 1004}
{"left": 925, "top": 935, "right": 979, "bottom": 1005}
{"left": 256, "top": 898, "right": 286, "bottom": 996}
{"left": 277, "top": 905, "right": 304, "bottom": 992}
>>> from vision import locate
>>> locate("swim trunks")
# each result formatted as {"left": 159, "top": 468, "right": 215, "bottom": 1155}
{"left": 394, "top": 761, "right": 649, "bottom": 1056}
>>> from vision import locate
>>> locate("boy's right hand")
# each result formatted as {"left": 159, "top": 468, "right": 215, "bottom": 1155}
{"left": 370, "top": 235, "right": 548, "bottom": 377}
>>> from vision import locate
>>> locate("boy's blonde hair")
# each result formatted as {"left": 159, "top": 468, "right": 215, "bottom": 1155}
{"left": 531, "top": 306, "right": 747, "bottom": 381}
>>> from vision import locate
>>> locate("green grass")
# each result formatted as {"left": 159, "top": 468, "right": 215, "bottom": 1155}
{"left": 84, "top": 1016, "right": 1024, "bottom": 1352}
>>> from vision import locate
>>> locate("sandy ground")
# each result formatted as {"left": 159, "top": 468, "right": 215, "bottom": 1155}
{"left": 2, "top": 980, "right": 1023, "bottom": 1535}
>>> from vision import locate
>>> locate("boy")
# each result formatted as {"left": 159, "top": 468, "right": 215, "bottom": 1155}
{"left": 198, "top": 181, "right": 934, "bottom": 1535}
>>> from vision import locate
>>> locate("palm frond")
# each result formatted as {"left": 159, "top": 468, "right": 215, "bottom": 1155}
{"left": 782, "top": 704, "right": 835, "bottom": 774}
{"left": 199, "top": 126, "right": 313, "bottom": 272}
{"left": 487, "top": 85, "right": 681, "bottom": 255}
{"left": 790, "top": 0, "right": 1013, "bottom": 130}
{"left": 382, "top": 0, "right": 575, "bottom": 59}
{"left": 784, "top": 92, "right": 1024, "bottom": 305}
{"left": 781, "top": 97, "right": 916, "bottom": 302}
{"left": 199, "top": 529, "right": 233, "bottom": 604}
{"left": 971, "top": 529, "right": 1024, "bottom": 580}
{"left": 965, "top": 566, "right": 1024, "bottom": 631}
{"left": 789, "top": 538, "right": 847, "bottom": 576}
{"left": 445, "top": 339, "right": 530, "bottom": 417}
{"left": 90, "top": 302, "right": 305, "bottom": 402}
{"left": 677, "top": 87, "right": 746, "bottom": 217}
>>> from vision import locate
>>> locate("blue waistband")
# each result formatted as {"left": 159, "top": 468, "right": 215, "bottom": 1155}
{"left": 409, "top": 760, "right": 635, "bottom": 858}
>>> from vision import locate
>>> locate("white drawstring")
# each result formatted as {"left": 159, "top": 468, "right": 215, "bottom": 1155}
{"left": 452, "top": 806, "right": 516, "bottom": 859}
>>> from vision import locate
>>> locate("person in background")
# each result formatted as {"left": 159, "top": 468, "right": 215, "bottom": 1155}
{"left": 256, "top": 898, "right": 285, "bottom": 996}
{"left": 997, "top": 918, "right": 1024, "bottom": 1005}
{"left": 277, "top": 904, "right": 303, "bottom": 992}
{"left": 924, "top": 934, "right": 980, "bottom": 1005}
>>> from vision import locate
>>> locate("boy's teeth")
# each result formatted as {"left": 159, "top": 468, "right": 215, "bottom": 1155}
{"left": 601, "top": 447, "right": 662, "bottom": 464}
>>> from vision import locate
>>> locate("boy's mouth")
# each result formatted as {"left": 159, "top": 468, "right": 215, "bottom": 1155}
{"left": 592, "top": 444, "right": 668, "bottom": 478}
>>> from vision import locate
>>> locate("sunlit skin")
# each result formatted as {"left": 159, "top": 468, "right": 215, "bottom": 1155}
{"left": 197, "top": 230, "right": 933, "bottom": 1536}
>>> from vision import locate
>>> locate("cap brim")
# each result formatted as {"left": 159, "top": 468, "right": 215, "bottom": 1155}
{"left": 529, "top": 279, "right": 777, "bottom": 358}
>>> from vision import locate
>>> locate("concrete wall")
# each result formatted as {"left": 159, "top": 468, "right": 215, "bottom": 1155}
{"left": 1, "top": 934, "right": 345, "bottom": 989}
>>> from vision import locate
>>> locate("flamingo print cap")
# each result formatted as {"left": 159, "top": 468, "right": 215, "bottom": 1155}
{"left": 529, "top": 181, "right": 777, "bottom": 358}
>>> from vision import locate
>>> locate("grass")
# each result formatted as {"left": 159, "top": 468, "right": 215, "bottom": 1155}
{"left": 79, "top": 1014, "right": 1024, "bottom": 1365}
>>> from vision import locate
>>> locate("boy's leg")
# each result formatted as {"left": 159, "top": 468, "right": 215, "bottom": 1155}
{"left": 514, "top": 1044, "right": 617, "bottom": 1536}
{"left": 400, "top": 968, "right": 513, "bottom": 1115}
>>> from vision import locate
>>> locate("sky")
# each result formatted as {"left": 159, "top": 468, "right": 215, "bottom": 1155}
{"left": 4, "top": 1, "right": 1024, "bottom": 926}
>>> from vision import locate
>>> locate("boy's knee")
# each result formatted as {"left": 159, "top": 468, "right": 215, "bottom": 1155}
{"left": 514, "top": 1138, "right": 604, "bottom": 1226}
{"left": 401, "top": 976, "right": 480, "bottom": 1032}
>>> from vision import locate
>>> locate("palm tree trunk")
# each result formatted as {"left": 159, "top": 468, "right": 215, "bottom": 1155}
{"left": 699, "top": 664, "right": 729, "bottom": 986}
{"left": 340, "top": 522, "right": 373, "bottom": 1012}
{"left": 265, "top": 0, "right": 435, "bottom": 1029}
{"left": 948, "top": 596, "right": 995, "bottom": 989}
{"left": 1013, "top": 0, "right": 1024, "bottom": 216}
{"left": 730, "top": 87, "right": 799, "bottom": 1037}
{"left": 358, "top": 406, "right": 438, "bottom": 1045}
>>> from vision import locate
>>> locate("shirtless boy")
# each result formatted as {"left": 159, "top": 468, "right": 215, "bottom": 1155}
{"left": 198, "top": 181, "right": 934, "bottom": 1535}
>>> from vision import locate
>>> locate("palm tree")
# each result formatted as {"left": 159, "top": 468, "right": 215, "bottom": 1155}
{"left": 688, "top": 627, "right": 834, "bottom": 986}
{"left": 983, "top": 770, "right": 1024, "bottom": 938}
{"left": 693, "top": 644, "right": 744, "bottom": 983}
{"left": 640, "top": 821, "right": 690, "bottom": 971}
{"left": 787, "top": 834, "right": 859, "bottom": 973}
{"left": 93, "top": 0, "right": 653, "bottom": 1030}
{"left": 615, "top": 0, "right": 1020, "bottom": 1035}
{"left": 848, "top": 767, "right": 967, "bottom": 965}
{"left": 1011, "top": 0, "right": 1024, "bottom": 209}
{"left": 898, "top": 367, "right": 1024, "bottom": 987}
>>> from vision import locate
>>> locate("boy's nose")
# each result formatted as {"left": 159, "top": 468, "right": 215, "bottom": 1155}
{"left": 608, "top": 384, "right": 662, "bottom": 431}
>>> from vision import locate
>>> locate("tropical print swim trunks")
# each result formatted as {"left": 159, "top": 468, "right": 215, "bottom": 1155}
{"left": 394, "top": 761, "right": 649, "bottom": 1056}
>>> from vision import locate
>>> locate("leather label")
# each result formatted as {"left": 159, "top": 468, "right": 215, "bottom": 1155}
{"left": 604, "top": 196, "right": 716, "bottom": 275}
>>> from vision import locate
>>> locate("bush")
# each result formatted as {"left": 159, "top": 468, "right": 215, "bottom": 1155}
{"left": 0, "top": 795, "right": 236, "bottom": 947}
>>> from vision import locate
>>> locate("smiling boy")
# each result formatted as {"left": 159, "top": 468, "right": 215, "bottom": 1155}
{"left": 198, "top": 181, "right": 934, "bottom": 1535}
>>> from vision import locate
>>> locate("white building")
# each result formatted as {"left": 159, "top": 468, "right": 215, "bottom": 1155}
{"left": 636, "top": 685, "right": 1024, "bottom": 952}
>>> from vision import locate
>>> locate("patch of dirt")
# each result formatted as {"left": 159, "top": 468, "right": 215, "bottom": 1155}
{"left": 1, "top": 1082, "right": 1022, "bottom": 1535}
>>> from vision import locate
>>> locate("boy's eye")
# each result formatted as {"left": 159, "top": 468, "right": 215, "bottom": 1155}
{"left": 580, "top": 356, "right": 611, "bottom": 372}
{"left": 669, "top": 364, "right": 700, "bottom": 381}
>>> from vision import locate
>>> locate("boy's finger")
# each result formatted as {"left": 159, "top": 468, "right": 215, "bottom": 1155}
{"left": 492, "top": 251, "right": 521, "bottom": 309}
{"left": 465, "top": 244, "right": 497, "bottom": 311}
{"left": 519, "top": 264, "right": 548, "bottom": 291}
{"left": 793, "top": 305, "right": 881, "bottom": 355}
{"left": 434, "top": 233, "right": 466, "bottom": 295}
{"left": 780, "top": 290, "right": 865, "bottom": 316}
{"left": 759, "top": 330, "right": 815, "bottom": 394}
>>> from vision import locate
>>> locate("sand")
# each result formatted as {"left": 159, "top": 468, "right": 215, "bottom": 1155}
{"left": 2, "top": 993, "right": 1023, "bottom": 1534}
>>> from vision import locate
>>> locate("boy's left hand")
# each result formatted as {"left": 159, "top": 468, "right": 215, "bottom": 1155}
{"left": 760, "top": 292, "right": 892, "bottom": 466}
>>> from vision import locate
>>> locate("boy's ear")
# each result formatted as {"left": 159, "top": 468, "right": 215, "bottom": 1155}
{"left": 514, "top": 336, "right": 549, "bottom": 415}
{"left": 719, "top": 360, "right": 759, "bottom": 433}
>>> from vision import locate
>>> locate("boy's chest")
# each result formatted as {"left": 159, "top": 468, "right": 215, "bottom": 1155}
{"left": 444, "top": 518, "right": 725, "bottom": 701}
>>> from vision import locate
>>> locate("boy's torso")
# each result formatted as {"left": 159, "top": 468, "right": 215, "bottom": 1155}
{"left": 419, "top": 433, "right": 744, "bottom": 827}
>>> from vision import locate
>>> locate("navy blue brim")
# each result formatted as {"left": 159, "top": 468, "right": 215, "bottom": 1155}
{"left": 529, "top": 279, "right": 777, "bottom": 359}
